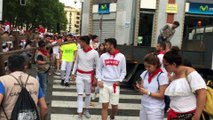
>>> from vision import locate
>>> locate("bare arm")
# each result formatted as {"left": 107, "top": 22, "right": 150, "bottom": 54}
{"left": 137, "top": 85, "right": 167, "bottom": 100}
{"left": 0, "top": 94, "right": 3, "bottom": 105}
{"left": 193, "top": 89, "right": 207, "bottom": 120}
{"left": 38, "top": 97, "right": 48, "bottom": 120}
{"left": 149, "top": 85, "right": 167, "bottom": 100}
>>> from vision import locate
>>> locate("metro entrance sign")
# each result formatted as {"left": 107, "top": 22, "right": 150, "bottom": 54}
{"left": 98, "top": 3, "right": 110, "bottom": 14}
{"left": 0, "top": 0, "right": 3, "bottom": 21}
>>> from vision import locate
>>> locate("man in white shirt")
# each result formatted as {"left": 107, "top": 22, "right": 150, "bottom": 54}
{"left": 52, "top": 36, "right": 62, "bottom": 71}
{"left": 97, "top": 38, "right": 126, "bottom": 120}
{"left": 71, "top": 36, "right": 100, "bottom": 120}
{"left": 90, "top": 35, "right": 100, "bottom": 50}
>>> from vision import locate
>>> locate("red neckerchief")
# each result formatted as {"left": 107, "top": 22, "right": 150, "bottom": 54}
{"left": 159, "top": 51, "right": 166, "bottom": 55}
{"left": 38, "top": 48, "right": 49, "bottom": 56}
{"left": 83, "top": 46, "right": 93, "bottom": 53}
{"left": 148, "top": 68, "right": 162, "bottom": 83}
{"left": 109, "top": 49, "right": 120, "bottom": 58}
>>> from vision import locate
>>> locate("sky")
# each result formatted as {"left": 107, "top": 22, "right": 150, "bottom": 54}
{"left": 59, "top": 0, "right": 82, "bottom": 8}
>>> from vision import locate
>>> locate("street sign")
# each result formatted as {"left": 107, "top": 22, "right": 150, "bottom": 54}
{"left": 0, "top": 0, "right": 3, "bottom": 21}
{"left": 20, "top": 0, "right": 26, "bottom": 6}
{"left": 166, "top": 4, "right": 178, "bottom": 13}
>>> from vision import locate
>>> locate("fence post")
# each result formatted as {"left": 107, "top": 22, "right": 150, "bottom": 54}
{"left": 0, "top": 36, "right": 5, "bottom": 76}
{"left": 11, "top": 31, "right": 20, "bottom": 50}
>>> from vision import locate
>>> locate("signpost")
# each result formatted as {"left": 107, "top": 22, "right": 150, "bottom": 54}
{"left": 0, "top": 0, "right": 3, "bottom": 21}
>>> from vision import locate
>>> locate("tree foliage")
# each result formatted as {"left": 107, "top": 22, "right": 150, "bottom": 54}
{"left": 2, "top": 0, "right": 67, "bottom": 32}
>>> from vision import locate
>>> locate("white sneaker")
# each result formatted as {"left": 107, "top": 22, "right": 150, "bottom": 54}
{"left": 83, "top": 110, "right": 91, "bottom": 118}
{"left": 92, "top": 93, "right": 97, "bottom": 100}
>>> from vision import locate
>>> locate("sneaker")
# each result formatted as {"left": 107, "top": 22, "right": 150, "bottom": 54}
{"left": 83, "top": 110, "right": 91, "bottom": 118}
{"left": 77, "top": 115, "right": 83, "bottom": 120}
{"left": 61, "top": 79, "right": 64, "bottom": 85}
{"left": 92, "top": 93, "right": 97, "bottom": 100}
{"left": 64, "top": 82, "right": 70, "bottom": 87}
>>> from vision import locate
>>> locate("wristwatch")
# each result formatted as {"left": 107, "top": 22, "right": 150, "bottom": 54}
{"left": 148, "top": 91, "right": 152, "bottom": 96}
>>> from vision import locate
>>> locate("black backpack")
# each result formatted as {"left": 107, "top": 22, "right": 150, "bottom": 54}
{"left": 4, "top": 74, "right": 40, "bottom": 120}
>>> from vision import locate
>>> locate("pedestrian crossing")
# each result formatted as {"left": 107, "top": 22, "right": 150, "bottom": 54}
{"left": 49, "top": 72, "right": 142, "bottom": 120}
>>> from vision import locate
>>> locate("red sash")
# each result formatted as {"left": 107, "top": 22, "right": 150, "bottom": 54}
{"left": 113, "top": 83, "right": 117, "bottom": 93}
{"left": 77, "top": 69, "right": 95, "bottom": 85}
{"left": 168, "top": 109, "right": 196, "bottom": 120}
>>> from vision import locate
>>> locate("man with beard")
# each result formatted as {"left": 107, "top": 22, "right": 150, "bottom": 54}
{"left": 97, "top": 38, "right": 126, "bottom": 120}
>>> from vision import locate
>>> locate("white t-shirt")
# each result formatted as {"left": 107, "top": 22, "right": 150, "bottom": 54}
{"left": 165, "top": 71, "right": 207, "bottom": 112}
{"left": 72, "top": 49, "right": 100, "bottom": 76}
{"left": 157, "top": 53, "right": 167, "bottom": 74}
{"left": 52, "top": 41, "right": 59, "bottom": 54}
{"left": 140, "top": 70, "right": 169, "bottom": 109}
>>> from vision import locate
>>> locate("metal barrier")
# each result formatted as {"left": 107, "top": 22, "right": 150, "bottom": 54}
{"left": 0, "top": 32, "right": 76, "bottom": 76}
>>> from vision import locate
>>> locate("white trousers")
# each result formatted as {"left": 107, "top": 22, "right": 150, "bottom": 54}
{"left": 76, "top": 73, "right": 91, "bottom": 113}
{"left": 61, "top": 61, "right": 73, "bottom": 83}
{"left": 76, "top": 73, "right": 91, "bottom": 94}
{"left": 140, "top": 105, "right": 164, "bottom": 120}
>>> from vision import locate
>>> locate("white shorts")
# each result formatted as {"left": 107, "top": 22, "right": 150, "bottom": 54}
{"left": 61, "top": 61, "right": 73, "bottom": 71}
{"left": 99, "top": 83, "right": 120, "bottom": 105}
{"left": 53, "top": 53, "right": 60, "bottom": 59}
{"left": 76, "top": 73, "right": 91, "bottom": 94}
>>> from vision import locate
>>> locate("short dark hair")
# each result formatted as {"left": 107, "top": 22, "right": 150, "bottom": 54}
{"left": 38, "top": 40, "right": 46, "bottom": 47}
{"left": 105, "top": 38, "right": 117, "bottom": 48}
{"left": 158, "top": 42, "right": 166, "bottom": 51}
{"left": 57, "top": 36, "right": 62, "bottom": 40}
{"left": 79, "top": 36, "right": 90, "bottom": 45}
{"left": 67, "top": 34, "right": 73, "bottom": 38}
{"left": 91, "top": 35, "right": 98, "bottom": 41}
{"left": 8, "top": 55, "right": 26, "bottom": 72}
{"left": 144, "top": 53, "right": 161, "bottom": 68}
{"left": 163, "top": 46, "right": 182, "bottom": 66}
{"left": 173, "top": 21, "right": 180, "bottom": 27}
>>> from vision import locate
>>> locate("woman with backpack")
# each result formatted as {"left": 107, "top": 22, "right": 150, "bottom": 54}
{"left": 163, "top": 47, "right": 207, "bottom": 120}
{"left": 136, "top": 52, "right": 169, "bottom": 120}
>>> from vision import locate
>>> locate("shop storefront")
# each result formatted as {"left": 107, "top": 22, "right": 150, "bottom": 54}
{"left": 138, "top": 0, "right": 156, "bottom": 46}
{"left": 185, "top": 2, "right": 213, "bottom": 29}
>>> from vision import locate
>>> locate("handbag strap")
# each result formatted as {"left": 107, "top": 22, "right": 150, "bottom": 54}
{"left": 1, "top": 100, "right": 9, "bottom": 120}
{"left": 185, "top": 69, "right": 193, "bottom": 91}
{"left": 10, "top": 74, "right": 30, "bottom": 88}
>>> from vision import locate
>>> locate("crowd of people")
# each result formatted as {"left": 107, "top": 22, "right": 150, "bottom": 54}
{"left": 0, "top": 21, "right": 209, "bottom": 120}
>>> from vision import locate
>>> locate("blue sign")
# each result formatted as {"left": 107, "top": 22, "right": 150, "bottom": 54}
{"left": 188, "top": 3, "right": 213, "bottom": 15}
{"left": 98, "top": 3, "right": 110, "bottom": 14}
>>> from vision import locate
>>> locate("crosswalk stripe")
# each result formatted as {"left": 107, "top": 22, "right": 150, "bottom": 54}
{"left": 52, "top": 91, "right": 142, "bottom": 100}
{"left": 51, "top": 100, "right": 140, "bottom": 110}
{"left": 51, "top": 114, "right": 140, "bottom": 120}
{"left": 50, "top": 73, "right": 142, "bottom": 120}
{"left": 52, "top": 84, "right": 138, "bottom": 92}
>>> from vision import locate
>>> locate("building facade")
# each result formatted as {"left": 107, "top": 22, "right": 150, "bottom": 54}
{"left": 64, "top": 6, "right": 81, "bottom": 35}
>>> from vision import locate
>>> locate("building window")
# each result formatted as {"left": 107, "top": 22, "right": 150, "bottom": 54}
{"left": 76, "top": 17, "right": 80, "bottom": 19}
{"left": 77, "top": 12, "right": 80, "bottom": 15}
{"left": 76, "top": 21, "right": 80, "bottom": 24}
{"left": 76, "top": 30, "right": 79, "bottom": 33}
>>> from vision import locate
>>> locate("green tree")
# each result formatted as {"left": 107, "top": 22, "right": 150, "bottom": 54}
{"left": 2, "top": 0, "right": 67, "bottom": 33}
